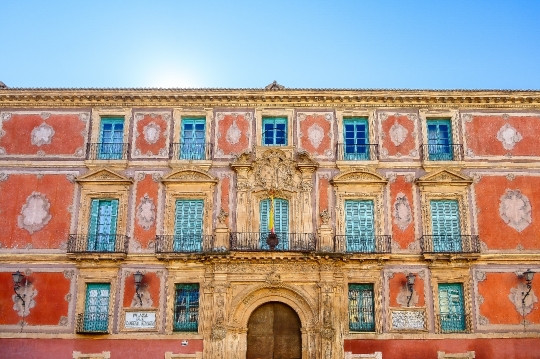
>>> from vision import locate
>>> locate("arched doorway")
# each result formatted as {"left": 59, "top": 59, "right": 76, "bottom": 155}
{"left": 246, "top": 301, "right": 302, "bottom": 359}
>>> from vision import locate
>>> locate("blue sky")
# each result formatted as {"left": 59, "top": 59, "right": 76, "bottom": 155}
{"left": 1, "top": 1, "right": 539, "bottom": 89}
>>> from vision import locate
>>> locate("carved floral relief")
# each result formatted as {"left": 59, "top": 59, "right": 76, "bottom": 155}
{"left": 499, "top": 189, "right": 532, "bottom": 232}
{"left": 17, "top": 192, "right": 52, "bottom": 234}
{"left": 497, "top": 123, "right": 522, "bottom": 150}
{"left": 136, "top": 194, "right": 156, "bottom": 230}
{"left": 31, "top": 123, "right": 55, "bottom": 147}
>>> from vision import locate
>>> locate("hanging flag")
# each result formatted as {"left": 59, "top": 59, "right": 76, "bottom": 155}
{"left": 269, "top": 195, "right": 275, "bottom": 234}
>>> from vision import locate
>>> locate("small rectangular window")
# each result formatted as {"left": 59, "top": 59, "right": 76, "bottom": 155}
{"left": 88, "top": 199, "right": 119, "bottom": 252}
{"left": 262, "top": 117, "right": 287, "bottom": 146}
{"left": 99, "top": 118, "right": 124, "bottom": 159}
{"left": 173, "top": 200, "right": 204, "bottom": 252}
{"left": 348, "top": 284, "right": 375, "bottom": 332}
{"left": 427, "top": 119, "right": 453, "bottom": 160}
{"left": 345, "top": 200, "right": 375, "bottom": 252}
{"left": 438, "top": 283, "right": 466, "bottom": 332}
{"left": 174, "top": 283, "right": 200, "bottom": 332}
{"left": 83, "top": 283, "right": 110, "bottom": 332}
{"left": 343, "top": 117, "right": 369, "bottom": 160}
{"left": 181, "top": 118, "right": 206, "bottom": 159}
{"left": 430, "top": 200, "right": 461, "bottom": 252}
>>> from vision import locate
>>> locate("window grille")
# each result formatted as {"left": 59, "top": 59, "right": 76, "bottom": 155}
{"left": 348, "top": 284, "right": 375, "bottom": 332}
{"left": 174, "top": 284, "right": 200, "bottom": 332}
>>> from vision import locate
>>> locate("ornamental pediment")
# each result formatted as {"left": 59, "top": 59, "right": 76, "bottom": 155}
{"left": 416, "top": 169, "right": 472, "bottom": 186}
{"left": 162, "top": 167, "right": 218, "bottom": 183}
{"left": 76, "top": 168, "right": 133, "bottom": 184}
{"left": 331, "top": 169, "right": 387, "bottom": 185}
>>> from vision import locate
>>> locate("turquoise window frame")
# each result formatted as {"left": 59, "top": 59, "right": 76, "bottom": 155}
{"left": 438, "top": 283, "right": 466, "bottom": 332}
{"left": 84, "top": 283, "right": 110, "bottom": 332}
{"left": 344, "top": 200, "right": 375, "bottom": 252}
{"left": 87, "top": 199, "right": 119, "bottom": 252}
{"left": 343, "top": 117, "right": 369, "bottom": 160}
{"left": 348, "top": 284, "right": 375, "bottom": 332}
{"left": 427, "top": 119, "right": 453, "bottom": 161}
{"left": 99, "top": 118, "right": 124, "bottom": 160}
{"left": 262, "top": 117, "right": 287, "bottom": 146}
{"left": 180, "top": 118, "right": 206, "bottom": 160}
{"left": 430, "top": 200, "right": 462, "bottom": 252}
{"left": 173, "top": 200, "right": 204, "bottom": 252}
{"left": 173, "top": 283, "right": 200, "bottom": 332}
{"left": 259, "top": 198, "right": 289, "bottom": 250}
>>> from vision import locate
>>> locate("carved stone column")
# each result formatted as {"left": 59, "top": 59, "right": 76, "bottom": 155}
{"left": 214, "top": 209, "right": 230, "bottom": 250}
{"left": 230, "top": 155, "right": 252, "bottom": 233}
{"left": 318, "top": 209, "right": 334, "bottom": 252}
{"left": 204, "top": 267, "right": 230, "bottom": 359}
{"left": 318, "top": 262, "right": 344, "bottom": 359}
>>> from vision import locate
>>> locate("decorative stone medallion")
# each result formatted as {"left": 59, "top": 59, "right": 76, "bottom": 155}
{"left": 496, "top": 123, "right": 522, "bottom": 150}
{"left": 226, "top": 120, "right": 241, "bottom": 145}
{"left": 389, "top": 121, "right": 408, "bottom": 146}
{"left": 307, "top": 123, "right": 324, "bottom": 149}
{"left": 136, "top": 194, "right": 156, "bottom": 230}
{"left": 17, "top": 192, "right": 52, "bottom": 234}
{"left": 143, "top": 122, "right": 161, "bottom": 145}
{"left": 508, "top": 282, "right": 537, "bottom": 316}
{"left": 393, "top": 193, "right": 412, "bottom": 230}
{"left": 499, "top": 189, "right": 532, "bottom": 232}
{"left": 31, "top": 123, "right": 55, "bottom": 147}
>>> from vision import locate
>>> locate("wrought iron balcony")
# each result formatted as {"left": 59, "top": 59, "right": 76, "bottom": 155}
{"left": 67, "top": 234, "right": 129, "bottom": 254}
{"left": 436, "top": 313, "right": 471, "bottom": 333}
{"left": 421, "top": 144, "right": 464, "bottom": 161}
{"left": 155, "top": 235, "right": 215, "bottom": 254}
{"left": 420, "top": 235, "right": 480, "bottom": 254}
{"left": 229, "top": 232, "right": 317, "bottom": 252}
{"left": 337, "top": 143, "right": 379, "bottom": 161}
{"left": 334, "top": 235, "right": 392, "bottom": 254}
{"left": 86, "top": 143, "right": 130, "bottom": 160}
{"left": 169, "top": 142, "right": 213, "bottom": 160}
{"left": 76, "top": 313, "right": 110, "bottom": 334}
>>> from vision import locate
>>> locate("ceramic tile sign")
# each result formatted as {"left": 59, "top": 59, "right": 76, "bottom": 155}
{"left": 124, "top": 311, "right": 156, "bottom": 329}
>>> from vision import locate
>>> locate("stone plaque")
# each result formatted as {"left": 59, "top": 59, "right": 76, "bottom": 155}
{"left": 390, "top": 310, "right": 425, "bottom": 331}
{"left": 124, "top": 311, "right": 156, "bottom": 329}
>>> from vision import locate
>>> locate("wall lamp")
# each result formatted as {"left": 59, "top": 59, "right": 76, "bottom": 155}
{"left": 406, "top": 272, "right": 416, "bottom": 307}
{"left": 521, "top": 269, "right": 535, "bottom": 306}
{"left": 134, "top": 271, "right": 144, "bottom": 306}
{"left": 12, "top": 270, "right": 26, "bottom": 306}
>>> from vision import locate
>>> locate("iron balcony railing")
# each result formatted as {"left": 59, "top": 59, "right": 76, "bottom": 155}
{"left": 421, "top": 144, "right": 464, "bottom": 161}
{"left": 76, "top": 312, "right": 110, "bottom": 334}
{"left": 420, "top": 235, "right": 480, "bottom": 254}
{"left": 86, "top": 143, "right": 130, "bottom": 160}
{"left": 229, "top": 232, "right": 317, "bottom": 252}
{"left": 337, "top": 143, "right": 379, "bottom": 161}
{"left": 67, "top": 234, "right": 129, "bottom": 254}
{"left": 334, "top": 235, "right": 392, "bottom": 254}
{"left": 155, "top": 235, "right": 215, "bottom": 253}
{"left": 169, "top": 142, "right": 213, "bottom": 160}
{"left": 436, "top": 313, "right": 471, "bottom": 334}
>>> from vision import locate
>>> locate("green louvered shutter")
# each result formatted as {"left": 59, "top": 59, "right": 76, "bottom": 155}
{"left": 438, "top": 283, "right": 465, "bottom": 332}
{"left": 348, "top": 284, "right": 375, "bottom": 332}
{"left": 260, "top": 199, "right": 270, "bottom": 234}
{"left": 345, "top": 200, "right": 375, "bottom": 252}
{"left": 87, "top": 199, "right": 100, "bottom": 251}
{"left": 174, "top": 200, "right": 204, "bottom": 252}
{"left": 99, "top": 118, "right": 124, "bottom": 159}
{"left": 259, "top": 198, "right": 289, "bottom": 250}
{"left": 430, "top": 200, "right": 461, "bottom": 252}
{"left": 427, "top": 119, "right": 453, "bottom": 160}
{"left": 181, "top": 118, "right": 206, "bottom": 160}
{"left": 84, "top": 283, "right": 110, "bottom": 332}
{"left": 87, "top": 199, "right": 119, "bottom": 252}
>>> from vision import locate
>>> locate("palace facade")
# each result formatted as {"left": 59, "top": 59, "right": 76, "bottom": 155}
{"left": 0, "top": 82, "right": 539, "bottom": 359}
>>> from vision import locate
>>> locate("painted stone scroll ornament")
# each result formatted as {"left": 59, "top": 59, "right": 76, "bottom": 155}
{"left": 497, "top": 123, "right": 522, "bottom": 150}
{"left": 143, "top": 122, "right": 161, "bottom": 144}
{"left": 136, "top": 194, "right": 156, "bottom": 230}
{"left": 31, "top": 123, "right": 55, "bottom": 146}
{"left": 17, "top": 192, "right": 52, "bottom": 234}
{"left": 307, "top": 123, "right": 324, "bottom": 149}
{"left": 389, "top": 121, "right": 408, "bottom": 146}
{"left": 499, "top": 189, "right": 532, "bottom": 232}
{"left": 393, "top": 193, "right": 412, "bottom": 230}
{"left": 226, "top": 120, "right": 241, "bottom": 145}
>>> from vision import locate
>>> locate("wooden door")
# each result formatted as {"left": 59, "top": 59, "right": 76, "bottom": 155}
{"left": 247, "top": 302, "right": 301, "bottom": 359}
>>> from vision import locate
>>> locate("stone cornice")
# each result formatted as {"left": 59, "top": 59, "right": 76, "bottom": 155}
{"left": 1, "top": 88, "right": 540, "bottom": 108}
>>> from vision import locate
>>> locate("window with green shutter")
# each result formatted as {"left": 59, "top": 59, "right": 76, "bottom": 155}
{"left": 260, "top": 198, "right": 289, "bottom": 250}
{"left": 430, "top": 200, "right": 462, "bottom": 252}
{"left": 438, "top": 283, "right": 466, "bottom": 332}
{"left": 345, "top": 200, "right": 375, "bottom": 252}
{"left": 181, "top": 118, "right": 206, "bottom": 160}
{"left": 348, "top": 284, "right": 375, "bottom": 332}
{"left": 262, "top": 117, "right": 287, "bottom": 146}
{"left": 427, "top": 119, "right": 453, "bottom": 160}
{"left": 174, "top": 200, "right": 204, "bottom": 252}
{"left": 88, "top": 199, "right": 119, "bottom": 252}
{"left": 84, "top": 283, "right": 110, "bottom": 332}
{"left": 99, "top": 118, "right": 124, "bottom": 159}
{"left": 174, "top": 284, "right": 200, "bottom": 332}
{"left": 343, "top": 117, "right": 369, "bottom": 160}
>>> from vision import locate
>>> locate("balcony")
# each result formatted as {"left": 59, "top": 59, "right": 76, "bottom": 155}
{"left": 229, "top": 232, "right": 317, "bottom": 252}
{"left": 86, "top": 143, "right": 130, "bottom": 160}
{"left": 337, "top": 143, "right": 379, "bottom": 161}
{"left": 76, "top": 313, "right": 110, "bottom": 334}
{"left": 67, "top": 234, "right": 129, "bottom": 257}
{"left": 421, "top": 144, "right": 464, "bottom": 161}
{"left": 436, "top": 313, "right": 471, "bottom": 334}
{"left": 334, "top": 235, "right": 392, "bottom": 254}
{"left": 169, "top": 142, "right": 213, "bottom": 160}
{"left": 420, "top": 235, "right": 480, "bottom": 254}
{"left": 155, "top": 234, "right": 215, "bottom": 254}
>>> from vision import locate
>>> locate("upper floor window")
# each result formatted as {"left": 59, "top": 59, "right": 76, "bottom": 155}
{"left": 427, "top": 119, "right": 453, "bottom": 160}
{"left": 260, "top": 198, "right": 289, "bottom": 250}
{"left": 262, "top": 117, "right": 287, "bottom": 146}
{"left": 430, "top": 199, "right": 461, "bottom": 252}
{"left": 180, "top": 118, "right": 206, "bottom": 160}
{"left": 438, "top": 283, "right": 466, "bottom": 333}
{"left": 348, "top": 283, "right": 375, "bottom": 332}
{"left": 174, "top": 283, "right": 200, "bottom": 332}
{"left": 344, "top": 200, "right": 375, "bottom": 253}
{"left": 81, "top": 283, "right": 110, "bottom": 333}
{"left": 173, "top": 199, "right": 204, "bottom": 252}
{"left": 99, "top": 118, "right": 124, "bottom": 160}
{"left": 88, "top": 199, "right": 119, "bottom": 252}
{"left": 343, "top": 117, "right": 369, "bottom": 160}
